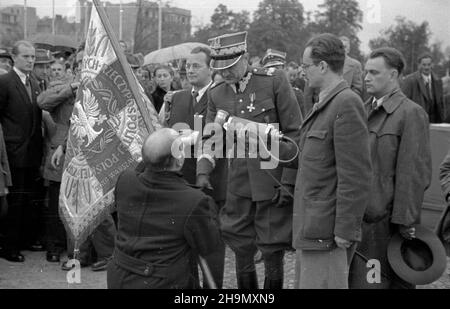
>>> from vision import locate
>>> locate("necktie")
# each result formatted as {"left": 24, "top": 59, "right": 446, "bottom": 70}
{"left": 372, "top": 98, "right": 379, "bottom": 111}
{"left": 192, "top": 90, "right": 199, "bottom": 104}
{"left": 425, "top": 78, "right": 433, "bottom": 100}
{"left": 25, "top": 75, "right": 32, "bottom": 102}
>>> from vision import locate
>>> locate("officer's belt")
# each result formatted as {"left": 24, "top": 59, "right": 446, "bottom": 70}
{"left": 113, "top": 248, "right": 170, "bottom": 278}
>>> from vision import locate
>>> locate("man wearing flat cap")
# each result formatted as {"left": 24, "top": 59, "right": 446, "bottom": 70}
{"left": 196, "top": 31, "right": 302, "bottom": 289}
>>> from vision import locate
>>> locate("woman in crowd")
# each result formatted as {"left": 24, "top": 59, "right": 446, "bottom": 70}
{"left": 151, "top": 64, "right": 175, "bottom": 113}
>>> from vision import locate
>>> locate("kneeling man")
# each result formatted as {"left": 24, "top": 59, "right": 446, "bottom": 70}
{"left": 107, "top": 128, "right": 221, "bottom": 289}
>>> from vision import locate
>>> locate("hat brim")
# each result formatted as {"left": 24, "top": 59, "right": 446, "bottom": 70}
{"left": 210, "top": 55, "right": 243, "bottom": 70}
{"left": 0, "top": 54, "right": 13, "bottom": 61}
{"left": 35, "top": 59, "right": 55, "bottom": 64}
{"left": 264, "top": 61, "right": 285, "bottom": 68}
{"left": 387, "top": 225, "right": 447, "bottom": 285}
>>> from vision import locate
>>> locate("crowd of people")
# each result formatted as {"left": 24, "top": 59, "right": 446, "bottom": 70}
{"left": 0, "top": 29, "right": 449, "bottom": 289}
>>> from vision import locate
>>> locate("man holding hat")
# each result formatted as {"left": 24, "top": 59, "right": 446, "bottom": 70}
{"left": 196, "top": 31, "right": 302, "bottom": 289}
{"left": 348, "top": 47, "right": 432, "bottom": 289}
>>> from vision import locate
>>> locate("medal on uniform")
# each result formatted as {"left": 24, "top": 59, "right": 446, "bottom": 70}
{"left": 247, "top": 93, "right": 256, "bottom": 113}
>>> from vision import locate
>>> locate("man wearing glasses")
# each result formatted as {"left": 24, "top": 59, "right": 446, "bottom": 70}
{"left": 165, "top": 46, "right": 227, "bottom": 288}
{"left": 292, "top": 33, "right": 372, "bottom": 288}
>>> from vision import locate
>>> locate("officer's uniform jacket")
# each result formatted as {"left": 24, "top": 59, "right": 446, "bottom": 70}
{"left": 197, "top": 67, "right": 302, "bottom": 202}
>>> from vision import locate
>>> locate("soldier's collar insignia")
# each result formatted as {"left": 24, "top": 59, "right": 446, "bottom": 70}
{"left": 266, "top": 67, "right": 276, "bottom": 76}
{"left": 238, "top": 72, "right": 252, "bottom": 93}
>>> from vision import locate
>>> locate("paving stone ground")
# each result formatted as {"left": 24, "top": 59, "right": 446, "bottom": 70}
{"left": 0, "top": 246, "right": 449, "bottom": 289}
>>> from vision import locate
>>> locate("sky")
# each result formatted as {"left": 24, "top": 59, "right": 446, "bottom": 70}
{"left": 1, "top": 0, "right": 449, "bottom": 53}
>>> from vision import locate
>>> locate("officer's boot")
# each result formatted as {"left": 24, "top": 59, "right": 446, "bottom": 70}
{"left": 263, "top": 250, "right": 284, "bottom": 289}
{"left": 263, "top": 276, "right": 283, "bottom": 289}
{"left": 237, "top": 271, "right": 259, "bottom": 289}
{"left": 235, "top": 253, "right": 258, "bottom": 289}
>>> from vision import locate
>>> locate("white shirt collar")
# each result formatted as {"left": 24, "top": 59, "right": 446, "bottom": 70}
{"left": 192, "top": 81, "right": 212, "bottom": 102}
{"left": 13, "top": 67, "right": 28, "bottom": 85}
{"left": 373, "top": 94, "right": 389, "bottom": 109}
{"left": 422, "top": 73, "right": 431, "bottom": 83}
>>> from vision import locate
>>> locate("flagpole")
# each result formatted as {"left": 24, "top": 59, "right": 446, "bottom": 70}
{"left": 23, "top": 0, "right": 27, "bottom": 39}
{"left": 52, "top": 0, "right": 56, "bottom": 35}
{"left": 158, "top": 1, "right": 162, "bottom": 49}
{"left": 91, "top": 0, "right": 153, "bottom": 131}
{"left": 119, "top": 0, "right": 123, "bottom": 40}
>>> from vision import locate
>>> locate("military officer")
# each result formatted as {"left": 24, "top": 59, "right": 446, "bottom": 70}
{"left": 261, "top": 48, "right": 306, "bottom": 119}
{"left": 196, "top": 32, "right": 302, "bottom": 289}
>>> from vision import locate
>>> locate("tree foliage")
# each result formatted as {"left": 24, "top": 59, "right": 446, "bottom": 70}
{"left": 192, "top": 4, "right": 250, "bottom": 44}
{"left": 247, "top": 0, "right": 308, "bottom": 62}
{"left": 369, "top": 17, "right": 431, "bottom": 75}
{"left": 309, "top": 0, "right": 363, "bottom": 61}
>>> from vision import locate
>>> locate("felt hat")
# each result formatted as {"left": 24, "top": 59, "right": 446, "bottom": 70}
{"left": 387, "top": 225, "right": 447, "bottom": 285}
{"left": 34, "top": 49, "right": 54, "bottom": 64}
{"left": 209, "top": 31, "right": 247, "bottom": 70}
{"left": 0, "top": 48, "right": 13, "bottom": 62}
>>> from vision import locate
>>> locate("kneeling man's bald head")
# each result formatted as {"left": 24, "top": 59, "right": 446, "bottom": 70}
{"left": 142, "top": 128, "right": 183, "bottom": 171}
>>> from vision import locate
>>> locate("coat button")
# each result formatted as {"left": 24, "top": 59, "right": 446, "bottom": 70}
{"left": 239, "top": 99, "right": 243, "bottom": 103}
{"left": 144, "top": 266, "right": 150, "bottom": 276}
{"left": 241, "top": 110, "right": 245, "bottom": 114}
{"left": 262, "top": 108, "right": 265, "bottom": 112}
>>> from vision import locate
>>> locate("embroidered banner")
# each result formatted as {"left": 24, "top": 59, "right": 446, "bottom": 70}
{"left": 60, "top": 0, "right": 162, "bottom": 246}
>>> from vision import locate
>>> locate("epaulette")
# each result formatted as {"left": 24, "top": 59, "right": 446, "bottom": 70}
{"left": 251, "top": 67, "right": 277, "bottom": 77}
{"left": 210, "top": 80, "right": 225, "bottom": 89}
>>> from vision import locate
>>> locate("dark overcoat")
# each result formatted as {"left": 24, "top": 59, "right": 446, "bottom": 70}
{"left": 0, "top": 70, "right": 43, "bottom": 168}
{"left": 293, "top": 81, "right": 372, "bottom": 251}
{"left": 349, "top": 89, "right": 432, "bottom": 289}
{"left": 107, "top": 169, "right": 221, "bottom": 289}
{"left": 401, "top": 71, "right": 445, "bottom": 123}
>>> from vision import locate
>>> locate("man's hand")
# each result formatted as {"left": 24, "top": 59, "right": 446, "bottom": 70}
{"left": 399, "top": 225, "right": 416, "bottom": 240}
{"left": 272, "top": 185, "right": 294, "bottom": 208}
{"left": 51, "top": 145, "right": 64, "bottom": 169}
{"left": 196, "top": 174, "right": 213, "bottom": 191}
{"left": 163, "top": 91, "right": 174, "bottom": 103}
{"left": 334, "top": 236, "right": 352, "bottom": 249}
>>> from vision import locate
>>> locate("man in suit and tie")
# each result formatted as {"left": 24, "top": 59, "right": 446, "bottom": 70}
{"left": 0, "top": 40, "right": 43, "bottom": 262}
{"left": 340, "top": 36, "right": 363, "bottom": 97}
{"left": 402, "top": 53, "right": 445, "bottom": 123}
{"left": 166, "top": 46, "right": 227, "bottom": 288}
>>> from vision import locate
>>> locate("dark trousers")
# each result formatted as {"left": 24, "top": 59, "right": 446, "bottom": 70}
{"left": 67, "top": 215, "right": 116, "bottom": 264}
{"left": 221, "top": 192, "right": 291, "bottom": 282}
{"left": 348, "top": 217, "right": 415, "bottom": 289}
{"left": 45, "top": 181, "right": 66, "bottom": 253}
{"left": 196, "top": 200, "right": 226, "bottom": 288}
{"left": 3, "top": 167, "right": 43, "bottom": 252}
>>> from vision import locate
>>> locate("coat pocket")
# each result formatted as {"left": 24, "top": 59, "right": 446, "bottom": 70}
{"left": 302, "top": 198, "right": 336, "bottom": 241}
{"left": 302, "top": 130, "right": 328, "bottom": 161}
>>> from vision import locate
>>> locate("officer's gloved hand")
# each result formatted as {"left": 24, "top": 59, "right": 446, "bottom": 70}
{"left": 196, "top": 174, "right": 213, "bottom": 191}
{"left": 272, "top": 184, "right": 294, "bottom": 208}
